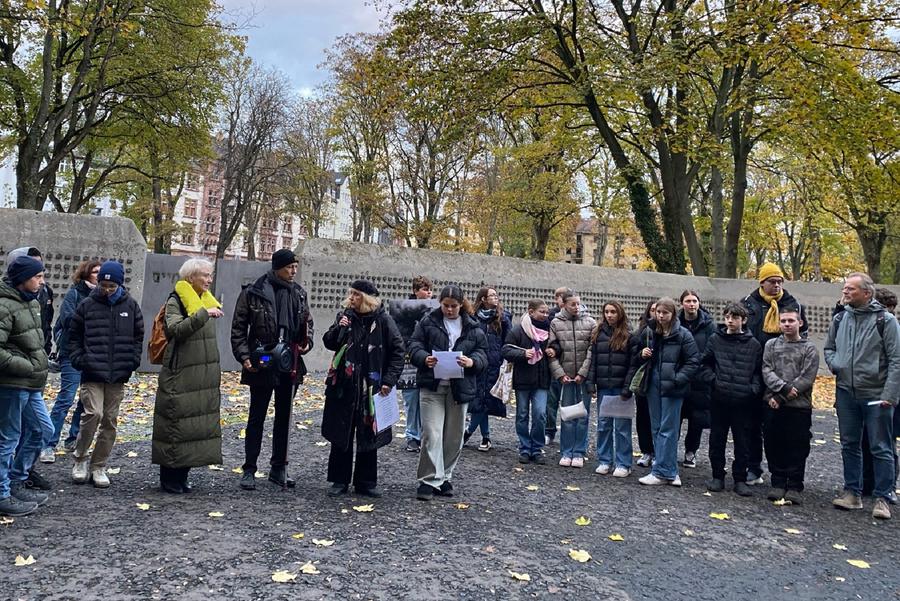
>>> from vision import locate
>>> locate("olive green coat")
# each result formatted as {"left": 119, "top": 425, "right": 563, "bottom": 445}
{"left": 0, "top": 280, "right": 48, "bottom": 391}
{"left": 152, "top": 295, "right": 223, "bottom": 468}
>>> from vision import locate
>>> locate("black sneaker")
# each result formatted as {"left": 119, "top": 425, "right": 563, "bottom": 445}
{"left": 416, "top": 483, "right": 435, "bottom": 501}
{"left": 405, "top": 439, "right": 420, "bottom": 453}
{"left": 767, "top": 488, "right": 787, "bottom": 501}
{"left": 435, "top": 481, "right": 453, "bottom": 497}
{"left": 328, "top": 483, "right": 349, "bottom": 497}
{"left": 518, "top": 453, "right": 530, "bottom": 464}
{"left": 268, "top": 466, "right": 295, "bottom": 488}
{"left": 463, "top": 431, "right": 473, "bottom": 446}
{"left": 10, "top": 482, "right": 48, "bottom": 506}
{"left": 734, "top": 481, "right": 753, "bottom": 497}
{"left": 532, "top": 454, "right": 546, "bottom": 465}
{"left": 707, "top": 478, "right": 725, "bottom": 492}
{"left": 240, "top": 471, "right": 256, "bottom": 491}
{"left": 0, "top": 495, "right": 37, "bottom": 517}
{"left": 355, "top": 486, "right": 382, "bottom": 498}
{"left": 784, "top": 489, "right": 803, "bottom": 505}
{"left": 478, "top": 438, "right": 492, "bottom": 452}
{"left": 25, "top": 469, "right": 52, "bottom": 491}
{"left": 682, "top": 452, "right": 697, "bottom": 469}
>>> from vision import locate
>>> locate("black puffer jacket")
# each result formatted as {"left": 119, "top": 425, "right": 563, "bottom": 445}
{"left": 472, "top": 310, "right": 511, "bottom": 417}
{"left": 700, "top": 326, "right": 763, "bottom": 403}
{"left": 230, "top": 272, "right": 314, "bottom": 387}
{"left": 408, "top": 308, "right": 488, "bottom": 404}
{"left": 502, "top": 324, "right": 551, "bottom": 391}
{"left": 67, "top": 288, "right": 144, "bottom": 384}
{"left": 679, "top": 308, "right": 716, "bottom": 413}
{"left": 639, "top": 323, "right": 701, "bottom": 397}
{"left": 587, "top": 324, "right": 640, "bottom": 397}
{"left": 742, "top": 288, "right": 808, "bottom": 348}
{"left": 38, "top": 283, "right": 54, "bottom": 354}
{"left": 53, "top": 281, "right": 91, "bottom": 361}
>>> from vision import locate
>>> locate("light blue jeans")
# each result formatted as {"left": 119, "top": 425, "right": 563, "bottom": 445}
{"left": 836, "top": 388, "right": 895, "bottom": 499}
{"left": 647, "top": 385, "right": 683, "bottom": 481}
{"left": 596, "top": 388, "right": 633, "bottom": 469}
{"left": 403, "top": 388, "right": 421, "bottom": 442}
{"left": 515, "top": 388, "right": 548, "bottom": 457}
{"left": 559, "top": 383, "right": 591, "bottom": 459}
{"left": 10, "top": 389, "right": 53, "bottom": 482}
{"left": 47, "top": 359, "right": 82, "bottom": 448}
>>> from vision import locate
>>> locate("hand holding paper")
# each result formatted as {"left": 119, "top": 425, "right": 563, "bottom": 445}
{"left": 433, "top": 350, "right": 464, "bottom": 379}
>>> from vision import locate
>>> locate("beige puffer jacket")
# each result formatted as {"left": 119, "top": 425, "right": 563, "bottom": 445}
{"left": 548, "top": 310, "right": 596, "bottom": 380}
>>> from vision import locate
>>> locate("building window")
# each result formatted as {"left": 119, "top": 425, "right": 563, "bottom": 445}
{"left": 186, "top": 173, "right": 200, "bottom": 191}
{"left": 208, "top": 191, "right": 219, "bottom": 208}
{"left": 282, "top": 219, "right": 292, "bottom": 233}
{"left": 184, "top": 200, "right": 197, "bottom": 218}
{"left": 181, "top": 230, "right": 194, "bottom": 245}
{"left": 282, "top": 236, "right": 292, "bottom": 249}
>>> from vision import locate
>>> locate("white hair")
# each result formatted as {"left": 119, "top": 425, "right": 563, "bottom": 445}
{"left": 179, "top": 258, "right": 214, "bottom": 281}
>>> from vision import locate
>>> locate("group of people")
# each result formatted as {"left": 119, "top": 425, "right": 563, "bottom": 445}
{"left": 1, "top": 247, "right": 898, "bottom": 523}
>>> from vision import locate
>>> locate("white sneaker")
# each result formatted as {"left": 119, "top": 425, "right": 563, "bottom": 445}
{"left": 571, "top": 457, "right": 584, "bottom": 468}
{"left": 612, "top": 467, "right": 632, "bottom": 478}
{"left": 670, "top": 475, "right": 682, "bottom": 487}
{"left": 72, "top": 460, "right": 90, "bottom": 484}
{"left": 91, "top": 467, "right": 110, "bottom": 488}
{"left": 636, "top": 454, "right": 653, "bottom": 467}
{"left": 595, "top": 463, "right": 611, "bottom": 475}
{"left": 559, "top": 457, "right": 572, "bottom": 467}
{"left": 746, "top": 473, "right": 765, "bottom": 485}
{"left": 639, "top": 474, "right": 666, "bottom": 486}
{"left": 39, "top": 447, "right": 55, "bottom": 464}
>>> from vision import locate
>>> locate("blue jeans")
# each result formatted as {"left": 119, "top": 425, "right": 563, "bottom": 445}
{"left": 0, "top": 387, "right": 28, "bottom": 499}
{"left": 10, "top": 389, "right": 53, "bottom": 482}
{"left": 468, "top": 411, "right": 490, "bottom": 437}
{"left": 596, "top": 388, "right": 633, "bottom": 468}
{"left": 836, "top": 388, "right": 895, "bottom": 499}
{"left": 48, "top": 359, "right": 82, "bottom": 448}
{"left": 559, "top": 383, "right": 591, "bottom": 459}
{"left": 515, "top": 388, "right": 548, "bottom": 456}
{"left": 403, "top": 388, "right": 421, "bottom": 442}
{"left": 647, "top": 386, "right": 683, "bottom": 480}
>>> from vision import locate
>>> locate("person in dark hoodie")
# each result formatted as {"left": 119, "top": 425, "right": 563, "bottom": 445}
{"left": 700, "top": 302, "right": 763, "bottom": 496}
{"left": 677, "top": 290, "right": 716, "bottom": 469}
{"left": 503, "top": 299, "right": 552, "bottom": 464}
{"left": 231, "top": 249, "right": 314, "bottom": 491}
{"left": 762, "top": 307, "right": 819, "bottom": 505}
{"left": 321, "top": 280, "right": 405, "bottom": 498}
{"left": 67, "top": 261, "right": 144, "bottom": 488}
{"left": 741, "top": 263, "right": 808, "bottom": 485}
{"left": 0, "top": 255, "right": 51, "bottom": 516}
{"left": 408, "top": 285, "right": 487, "bottom": 501}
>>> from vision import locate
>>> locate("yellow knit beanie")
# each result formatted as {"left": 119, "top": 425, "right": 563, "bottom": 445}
{"left": 758, "top": 262, "right": 784, "bottom": 283}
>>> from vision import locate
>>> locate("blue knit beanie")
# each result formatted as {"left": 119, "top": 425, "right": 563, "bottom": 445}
{"left": 97, "top": 260, "right": 125, "bottom": 286}
{"left": 6, "top": 256, "right": 44, "bottom": 287}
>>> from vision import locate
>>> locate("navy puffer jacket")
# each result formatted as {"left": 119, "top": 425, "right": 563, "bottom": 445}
{"left": 700, "top": 326, "right": 763, "bottom": 403}
{"left": 639, "top": 323, "right": 701, "bottom": 398}
{"left": 678, "top": 308, "right": 716, "bottom": 410}
{"left": 587, "top": 324, "right": 640, "bottom": 397}
{"left": 471, "top": 309, "right": 511, "bottom": 416}
{"left": 67, "top": 288, "right": 144, "bottom": 384}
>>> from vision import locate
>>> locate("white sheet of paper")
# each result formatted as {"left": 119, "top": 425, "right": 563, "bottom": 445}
{"left": 598, "top": 394, "right": 635, "bottom": 419}
{"left": 373, "top": 386, "right": 401, "bottom": 433}
{"left": 433, "top": 350, "right": 464, "bottom": 380}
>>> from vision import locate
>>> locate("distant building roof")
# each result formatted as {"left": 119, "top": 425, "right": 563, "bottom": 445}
{"left": 576, "top": 217, "right": 597, "bottom": 234}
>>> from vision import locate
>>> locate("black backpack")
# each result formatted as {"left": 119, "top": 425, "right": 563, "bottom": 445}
{"left": 833, "top": 308, "right": 886, "bottom": 338}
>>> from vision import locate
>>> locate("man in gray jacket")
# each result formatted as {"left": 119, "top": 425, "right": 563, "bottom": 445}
{"left": 824, "top": 272, "right": 900, "bottom": 520}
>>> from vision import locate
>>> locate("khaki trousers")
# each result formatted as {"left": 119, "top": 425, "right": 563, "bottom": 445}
{"left": 74, "top": 382, "right": 125, "bottom": 468}
{"left": 416, "top": 384, "right": 468, "bottom": 488}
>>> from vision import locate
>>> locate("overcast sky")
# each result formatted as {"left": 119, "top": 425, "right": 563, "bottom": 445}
{"left": 218, "top": 0, "right": 386, "bottom": 96}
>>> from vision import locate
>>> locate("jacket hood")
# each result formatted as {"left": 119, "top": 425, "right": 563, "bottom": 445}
{"left": 554, "top": 308, "right": 585, "bottom": 322}
{"left": 89, "top": 286, "right": 130, "bottom": 304}
{"left": 679, "top": 306, "right": 713, "bottom": 330}
{"left": 0, "top": 279, "right": 23, "bottom": 301}
{"left": 715, "top": 324, "right": 755, "bottom": 342}
{"left": 845, "top": 300, "right": 885, "bottom": 315}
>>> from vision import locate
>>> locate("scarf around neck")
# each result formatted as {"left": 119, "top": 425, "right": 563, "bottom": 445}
{"left": 267, "top": 271, "right": 299, "bottom": 340}
{"left": 175, "top": 280, "right": 221, "bottom": 316}
{"left": 521, "top": 313, "right": 549, "bottom": 364}
{"left": 758, "top": 287, "right": 784, "bottom": 335}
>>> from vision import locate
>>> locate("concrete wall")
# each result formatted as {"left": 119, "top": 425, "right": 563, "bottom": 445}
{"left": 296, "top": 238, "right": 900, "bottom": 373}
{"left": 0, "top": 208, "right": 146, "bottom": 315}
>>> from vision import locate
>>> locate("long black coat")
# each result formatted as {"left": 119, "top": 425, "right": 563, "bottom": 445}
{"left": 67, "top": 288, "right": 144, "bottom": 384}
{"left": 321, "top": 307, "right": 405, "bottom": 453}
{"left": 700, "top": 326, "right": 763, "bottom": 404}
{"left": 502, "top": 325, "right": 551, "bottom": 391}
{"left": 407, "top": 308, "right": 488, "bottom": 404}
{"left": 678, "top": 308, "right": 716, "bottom": 422}
{"left": 639, "top": 324, "right": 701, "bottom": 398}
{"left": 471, "top": 310, "right": 511, "bottom": 417}
{"left": 230, "top": 272, "right": 313, "bottom": 387}
{"left": 587, "top": 324, "right": 640, "bottom": 397}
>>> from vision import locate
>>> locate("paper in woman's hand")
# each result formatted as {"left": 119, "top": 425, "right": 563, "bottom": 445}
{"left": 432, "top": 351, "right": 464, "bottom": 379}
{"left": 598, "top": 394, "right": 635, "bottom": 419}
{"left": 373, "top": 387, "right": 401, "bottom": 432}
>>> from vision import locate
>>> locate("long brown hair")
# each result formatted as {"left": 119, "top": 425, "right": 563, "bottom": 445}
{"left": 639, "top": 299, "right": 656, "bottom": 330}
{"left": 592, "top": 301, "right": 630, "bottom": 351}
{"left": 654, "top": 297, "right": 678, "bottom": 335}
{"left": 72, "top": 259, "right": 102, "bottom": 284}
{"left": 474, "top": 286, "right": 504, "bottom": 333}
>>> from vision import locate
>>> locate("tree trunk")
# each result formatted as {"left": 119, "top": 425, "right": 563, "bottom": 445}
{"left": 856, "top": 227, "right": 886, "bottom": 282}
{"left": 708, "top": 167, "right": 726, "bottom": 277}
{"left": 594, "top": 222, "right": 608, "bottom": 266}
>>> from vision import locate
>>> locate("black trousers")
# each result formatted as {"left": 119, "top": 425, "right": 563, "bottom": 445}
{"left": 635, "top": 394, "right": 654, "bottom": 455}
{"left": 747, "top": 397, "right": 765, "bottom": 475}
{"left": 160, "top": 466, "right": 190, "bottom": 485}
{"left": 709, "top": 402, "right": 751, "bottom": 482}
{"left": 327, "top": 428, "right": 377, "bottom": 489}
{"left": 242, "top": 378, "right": 296, "bottom": 473}
{"left": 763, "top": 406, "right": 811, "bottom": 491}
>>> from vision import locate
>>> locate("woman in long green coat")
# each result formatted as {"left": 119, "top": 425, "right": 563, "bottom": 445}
{"left": 152, "top": 258, "right": 224, "bottom": 494}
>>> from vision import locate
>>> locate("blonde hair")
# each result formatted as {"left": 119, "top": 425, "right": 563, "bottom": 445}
{"left": 179, "top": 258, "right": 214, "bottom": 281}
{"left": 342, "top": 289, "right": 381, "bottom": 313}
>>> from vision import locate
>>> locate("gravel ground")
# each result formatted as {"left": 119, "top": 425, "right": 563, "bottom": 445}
{"left": 3, "top": 373, "right": 899, "bottom": 601}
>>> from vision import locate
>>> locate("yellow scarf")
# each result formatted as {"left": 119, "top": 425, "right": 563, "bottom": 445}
{"left": 175, "top": 280, "right": 222, "bottom": 316}
{"left": 758, "top": 287, "right": 783, "bottom": 334}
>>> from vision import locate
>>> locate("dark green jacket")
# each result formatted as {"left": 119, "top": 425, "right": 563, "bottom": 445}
{"left": 0, "top": 280, "right": 49, "bottom": 391}
{"left": 152, "top": 294, "right": 223, "bottom": 468}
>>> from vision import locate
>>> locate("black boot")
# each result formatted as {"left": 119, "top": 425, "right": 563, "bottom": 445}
{"left": 159, "top": 467, "right": 183, "bottom": 494}
{"left": 268, "top": 466, "right": 295, "bottom": 488}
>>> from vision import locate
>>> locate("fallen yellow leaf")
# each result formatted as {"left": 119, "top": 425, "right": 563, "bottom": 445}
{"left": 353, "top": 504, "right": 374, "bottom": 513}
{"left": 311, "top": 539, "right": 335, "bottom": 547}
{"left": 814, "top": 439, "right": 827, "bottom": 444}
{"left": 773, "top": 498, "right": 791, "bottom": 506}
{"left": 608, "top": 534, "right": 625, "bottom": 542}
{"left": 208, "top": 511, "right": 224, "bottom": 518}
{"left": 138, "top": 383, "right": 148, "bottom": 390}
{"left": 254, "top": 471, "right": 267, "bottom": 478}
{"left": 525, "top": 484, "right": 539, "bottom": 491}
{"left": 709, "top": 512, "right": 730, "bottom": 520}
{"left": 574, "top": 516, "right": 591, "bottom": 526}
{"left": 271, "top": 570, "right": 296, "bottom": 582}
{"left": 126, "top": 451, "right": 138, "bottom": 458}
{"left": 835, "top": 577, "right": 846, "bottom": 582}
{"left": 568, "top": 549, "right": 591, "bottom": 563}
{"left": 564, "top": 485, "right": 581, "bottom": 491}
{"left": 784, "top": 528, "right": 802, "bottom": 535}
{"left": 847, "top": 559, "right": 870, "bottom": 569}
{"left": 238, "top": 429, "right": 246, "bottom": 439}
{"left": 508, "top": 570, "right": 531, "bottom": 581}
{"left": 231, "top": 467, "right": 243, "bottom": 474}
{"left": 0, "top": 517, "right": 13, "bottom": 525}
{"left": 106, "top": 467, "right": 121, "bottom": 475}
{"left": 300, "top": 561, "right": 320, "bottom": 575}
{"left": 512, "top": 467, "right": 524, "bottom": 473}
{"left": 455, "top": 503, "right": 469, "bottom": 510}
{"left": 833, "top": 544, "right": 848, "bottom": 551}
{"left": 135, "top": 503, "right": 150, "bottom": 511}
{"left": 683, "top": 529, "right": 695, "bottom": 537}
{"left": 208, "top": 465, "right": 225, "bottom": 471}
{"left": 291, "top": 533, "right": 305, "bottom": 539}
{"left": 314, "top": 441, "right": 329, "bottom": 447}
{"left": 14, "top": 554, "right": 35, "bottom": 566}
{"left": 702, "top": 492, "right": 712, "bottom": 497}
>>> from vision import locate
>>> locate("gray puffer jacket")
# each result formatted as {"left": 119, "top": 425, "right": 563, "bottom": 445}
{"left": 824, "top": 300, "right": 900, "bottom": 404}
{"left": 548, "top": 310, "right": 596, "bottom": 380}
{"left": 762, "top": 336, "right": 820, "bottom": 409}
